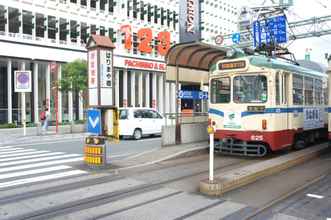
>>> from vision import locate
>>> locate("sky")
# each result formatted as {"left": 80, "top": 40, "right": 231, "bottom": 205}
{"left": 235, "top": 0, "right": 331, "bottom": 66}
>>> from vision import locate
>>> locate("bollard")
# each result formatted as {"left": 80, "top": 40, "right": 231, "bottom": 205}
{"left": 84, "top": 136, "right": 111, "bottom": 169}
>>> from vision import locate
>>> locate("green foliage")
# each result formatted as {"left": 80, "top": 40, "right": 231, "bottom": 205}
{"left": 0, "top": 123, "right": 17, "bottom": 129}
{"left": 59, "top": 60, "right": 87, "bottom": 93}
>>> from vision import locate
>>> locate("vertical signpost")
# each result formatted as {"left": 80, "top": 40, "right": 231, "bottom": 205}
{"left": 14, "top": 70, "right": 32, "bottom": 136}
{"left": 50, "top": 62, "right": 59, "bottom": 134}
{"left": 85, "top": 35, "right": 119, "bottom": 168}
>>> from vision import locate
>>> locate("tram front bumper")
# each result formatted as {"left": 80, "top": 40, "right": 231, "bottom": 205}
{"left": 215, "top": 138, "right": 268, "bottom": 157}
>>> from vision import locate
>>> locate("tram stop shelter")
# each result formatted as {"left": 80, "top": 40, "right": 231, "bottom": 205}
{"left": 164, "top": 41, "right": 231, "bottom": 145}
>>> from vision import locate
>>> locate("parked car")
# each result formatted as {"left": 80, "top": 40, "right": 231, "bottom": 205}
{"left": 118, "top": 107, "right": 164, "bottom": 140}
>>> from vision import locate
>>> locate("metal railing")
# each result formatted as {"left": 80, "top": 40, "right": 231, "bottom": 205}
{"left": 163, "top": 112, "right": 208, "bottom": 126}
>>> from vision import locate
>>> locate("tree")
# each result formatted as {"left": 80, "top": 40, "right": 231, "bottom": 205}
{"left": 59, "top": 59, "right": 87, "bottom": 93}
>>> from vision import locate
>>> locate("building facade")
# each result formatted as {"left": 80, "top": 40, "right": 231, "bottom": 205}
{"left": 0, "top": 0, "right": 180, "bottom": 124}
{"left": 201, "top": 0, "right": 238, "bottom": 44}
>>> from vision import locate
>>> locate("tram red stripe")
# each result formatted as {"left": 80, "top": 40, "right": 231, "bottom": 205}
{"left": 214, "top": 129, "right": 295, "bottom": 151}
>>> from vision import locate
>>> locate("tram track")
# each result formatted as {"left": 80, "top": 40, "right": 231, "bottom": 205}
{"left": 243, "top": 169, "right": 331, "bottom": 220}
{"left": 3, "top": 158, "right": 256, "bottom": 220}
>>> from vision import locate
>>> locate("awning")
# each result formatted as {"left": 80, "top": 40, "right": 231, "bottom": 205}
{"left": 165, "top": 41, "right": 230, "bottom": 84}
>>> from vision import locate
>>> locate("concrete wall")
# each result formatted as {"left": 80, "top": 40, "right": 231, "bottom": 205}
{"left": 161, "top": 122, "right": 208, "bottom": 147}
{"left": 181, "top": 122, "right": 208, "bottom": 144}
{"left": 161, "top": 125, "right": 176, "bottom": 146}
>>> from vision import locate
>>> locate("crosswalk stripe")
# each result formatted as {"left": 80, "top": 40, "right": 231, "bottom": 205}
{"left": 0, "top": 150, "right": 48, "bottom": 158}
{"left": 0, "top": 152, "right": 65, "bottom": 162}
{"left": 0, "top": 165, "right": 72, "bottom": 180}
{"left": 0, "top": 149, "right": 36, "bottom": 155}
{"left": 0, "top": 170, "right": 87, "bottom": 189}
{"left": 0, "top": 157, "right": 83, "bottom": 173}
{"left": 0, "top": 154, "right": 82, "bottom": 167}
{"left": 0, "top": 146, "right": 14, "bottom": 149}
{"left": 0, "top": 148, "right": 24, "bottom": 153}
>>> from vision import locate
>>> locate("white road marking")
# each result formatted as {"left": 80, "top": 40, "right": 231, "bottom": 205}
{"left": 111, "top": 153, "right": 136, "bottom": 158}
{"left": 0, "top": 170, "right": 87, "bottom": 189}
{"left": 0, "top": 165, "right": 72, "bottom": 180}
{"left": 0, "top": 146, "right": 15, "bottom": 149}
{"left": 0, "top": 154, "right": 82, "bottom": 167}
{"left": 137, "top": 137, "right": 161, "bottom": 142}
{"left": 0, "top": 152, "right": 65, "bottom": 162}
{"left": 0, "top": 149, "right": 36, "bottom": 155}
{"left": 0, "top": 150, "right": 46, "bottom": 158}
{"left": 0, "top": 157, "right": 83, "bottom": 173}
{"left": 306, "top": 194, "right": 324, "bottom": 199}
{"left": 0, "top": 148, "right": 23, "bottom": 152}
{"left": 6, "top": 138, "right": 83, "bottom": 148}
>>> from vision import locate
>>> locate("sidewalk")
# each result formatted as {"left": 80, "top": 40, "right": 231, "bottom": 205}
{"left": 112, "top": 141, "right": 208, "bottom": 169}
{"left": 0, "top": 131, "right": 88, "bottom": 146}
{"left": 0, "top": 124, "right": 86, "bottom": 145}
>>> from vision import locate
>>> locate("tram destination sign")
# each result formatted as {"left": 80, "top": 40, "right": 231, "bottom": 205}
{"left": 218, "top": 61, "right": 246, "bottom": 70}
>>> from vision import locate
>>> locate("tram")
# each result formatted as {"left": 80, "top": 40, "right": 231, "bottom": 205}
{"left": 208, "top": 50, "right": 328, "bottom": 156}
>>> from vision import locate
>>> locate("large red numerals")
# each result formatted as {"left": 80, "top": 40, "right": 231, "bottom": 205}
{"left": 157, "top": 31, "right": 171, "bottom": 56}
{"left": 120, "top": 25, "right": 132, "bottom": 50}
{"left": 138, "top": 28, "right": 153, "bottom": 53}
{"left": 120, "top": 25, "right": 171, "bottom": 56}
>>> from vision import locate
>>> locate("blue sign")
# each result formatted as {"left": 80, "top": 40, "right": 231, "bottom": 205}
{"left": 87, "top": 109, "right": 102, "bottom": 135}
{"left": 232, "top": 33, "right": 240, "bottom": 44}
{"left": 253, "top": 15, "right": 287, "bottom": 47}
{"left": 178, "top": 90, "right": 208, "bottom": 100}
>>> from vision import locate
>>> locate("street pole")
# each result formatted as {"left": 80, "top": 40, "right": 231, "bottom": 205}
{"left": 208, "top": 125, "right": 215, "bottom": 182}
{"left": 22, "top": 92, "right": 26, "bottom": 136}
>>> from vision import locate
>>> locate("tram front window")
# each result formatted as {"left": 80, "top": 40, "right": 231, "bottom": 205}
{"left": 233, "top": 75, "right": 267, "bottom": 103}
{"left": 210, "top": 77, "right": 231, "bottom": 103}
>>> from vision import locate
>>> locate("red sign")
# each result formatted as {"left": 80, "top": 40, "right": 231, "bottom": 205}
{"left": 124, "top": 59, "right": 166, "bottom": 71}
{"left": 120, "top": 25, "right": 171, "bottom": 56}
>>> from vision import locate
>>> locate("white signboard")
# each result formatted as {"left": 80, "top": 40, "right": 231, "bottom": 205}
{"left": 100, "top": 49, "right": 113, "bottom": 106}
{"left": 88, "top": 50, "right": 98, "bottom": 106}
{"left": 14, "top": 70, "right": 32, "bottom": 92}
{"left": 223, "top": 111, "right": 242, "bottom": 129}
{"left": 303, "top": 108, "right": 324, "bottom": 130}
{"left": 100, "top": 50, "right": 113, "bottom": 88}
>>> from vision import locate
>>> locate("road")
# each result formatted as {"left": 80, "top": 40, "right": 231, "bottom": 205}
{"left": 1, "top": 134, "right": 162, "bottom": 158}
{"left": 0, "top": 135, "right": 330, "bottom": 219}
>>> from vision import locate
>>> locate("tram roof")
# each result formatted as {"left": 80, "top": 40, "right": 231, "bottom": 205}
{"left": 248, "top": 55, "right": 327, "bottom": 78}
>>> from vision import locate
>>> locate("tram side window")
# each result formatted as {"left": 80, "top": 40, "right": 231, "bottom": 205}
{"left": 210, "top": 77, "right": 230, "bottom": 103}
{"left": 314, "top": 79, "right": 323, "bottom": 105}
{"left": 304, "top": 77, "right": 314, "bottom": 105}
{"left": 293, "top": 75, "right": 303, "bottom": 105}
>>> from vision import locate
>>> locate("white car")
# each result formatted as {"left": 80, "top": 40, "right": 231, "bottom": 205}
{"left": 119, "top": 107, "right": 164, "bottom": 140}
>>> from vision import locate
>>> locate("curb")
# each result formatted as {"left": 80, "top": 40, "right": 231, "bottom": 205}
{"left": 200, "top": 143, "right": 329, "bottom": 196}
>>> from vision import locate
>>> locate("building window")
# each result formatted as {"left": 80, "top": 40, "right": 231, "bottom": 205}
{"left": 154, "top": 5, "right": 159, "bottom": 24}
{"left": 48, "top": 15, "right": 56, "bottom": 39}
{"left": 70, "top": 20, "right": 78, "bottom": 42}
{"left": 109, "top": 0, "right": 116, "bottom": 13}
{"left": 133, "top": 33, "right": 138, "bottom": 54}
{"left": 100, "top": 26, "right": 106, "bottom": 36}
{"left": 8, "top": 7, "right": 20, "bottom": 33}
{"left": 80, "top": 22, "right": 88, "bottom": 43}
{"left": 132, "top": 0, "right": 138, "bottom": 19}
{"left": 108, "top": 27, "right": 116, "bottom": 42}
{"left": 147, "top": 3, "right": 152, "bottom": 22}
{"left": 22, "top": 10, "right": 33, "bottom": 35}
{"left": 100, "top": 0, "right": 106, "bottom": 11}
{"left": 140, "top": 0, "right": 145, "bottom": 20}
{"left": 91, "top": 0, "right": 96, "bottom": 9}
{"left": 90, "top": 24, "right": 97, "bottom": 35}
{"left": 81, "top": 0, "right": 87, "bottom": 6}
{"left": 70, "top": 0, "right": 77, "bottom": 3}
{"left": 36, "top": 13, "right": 45, "bottom": 38}
{"left": 59, "top": 18, "right": 68, "bottom": 41}
{"left": 0, "top": 5, "right": 6, "bottom": 32}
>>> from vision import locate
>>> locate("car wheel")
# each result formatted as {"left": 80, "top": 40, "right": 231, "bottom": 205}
{"left": 133, "top": 129, "right": 142, "bottom": 140}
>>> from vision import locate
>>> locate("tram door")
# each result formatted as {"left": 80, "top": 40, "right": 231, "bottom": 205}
{"left": 277, "top": 71, "right": 289, "bottom": 130}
